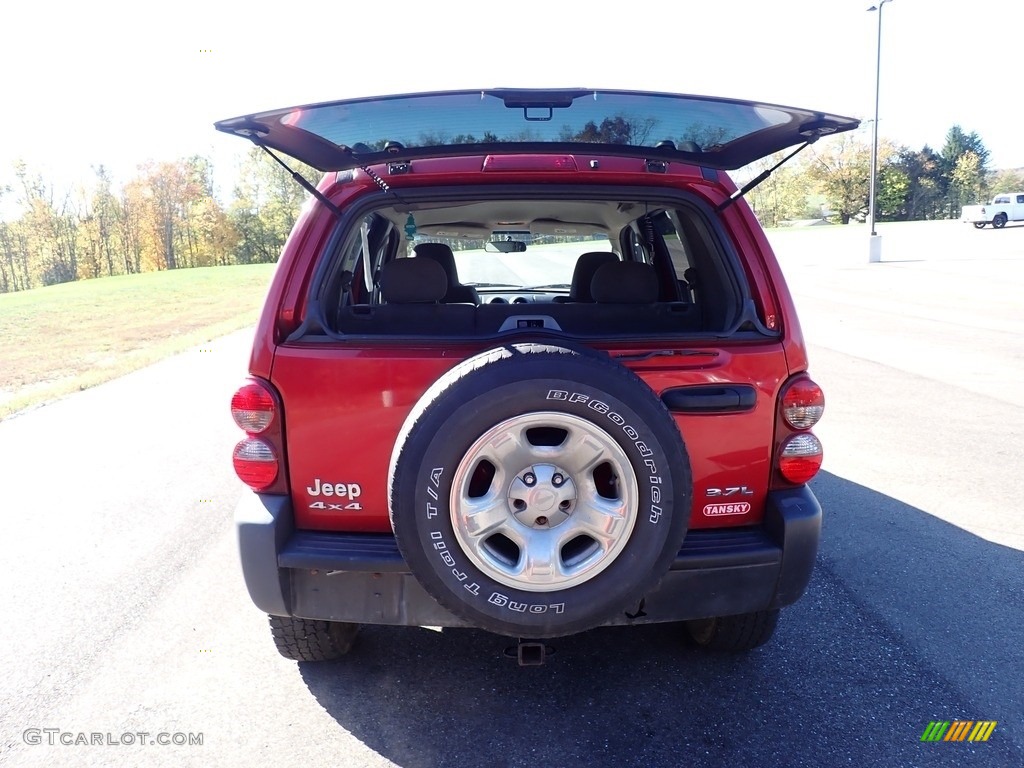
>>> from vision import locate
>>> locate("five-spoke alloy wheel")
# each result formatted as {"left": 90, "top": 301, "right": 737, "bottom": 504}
{"left": 451, "top": 412, "right": 639, "bottom": 592}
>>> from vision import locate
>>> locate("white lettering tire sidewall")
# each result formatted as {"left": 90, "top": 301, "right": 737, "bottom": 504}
{"left": 388, "top": 345, "right": 691, "bottom": 638}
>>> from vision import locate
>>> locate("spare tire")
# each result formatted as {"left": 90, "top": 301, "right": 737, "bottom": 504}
{"left": 388, "top": 343, "right": 691, "bottom": 638}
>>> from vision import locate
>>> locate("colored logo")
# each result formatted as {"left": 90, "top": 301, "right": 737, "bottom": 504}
{"left": 921, "top": 721, "right": 997, "bottom": 742}
{"left": 703, "top": 502, "right": 751, "bottom": 516}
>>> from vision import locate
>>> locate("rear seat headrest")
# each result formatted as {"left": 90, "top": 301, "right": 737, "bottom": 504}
{"left": 570, "top": 251, "right": 619, "bottom": 302}
{"left": 380, "top": 258, "right": 447, "bottom": 304}
{"left": 590, "top": 261, "right": 659, "bottom": 304}
{"left": 413, "top": 243, "right": 459, "bottom": 282}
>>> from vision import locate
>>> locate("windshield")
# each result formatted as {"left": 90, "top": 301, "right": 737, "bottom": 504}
{"left": 408, "top": 234, "right": 613, "bottom": 289}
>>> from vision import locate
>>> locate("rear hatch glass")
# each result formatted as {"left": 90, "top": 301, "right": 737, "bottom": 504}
{"left": 216, "top": 89, "right": 859, "bottom": 171}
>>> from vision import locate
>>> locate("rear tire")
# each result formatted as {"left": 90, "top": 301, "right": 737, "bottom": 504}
{"left": 388, "top": 343, "right": 691, "bottom": 639}
{"left": 973, "top": 222, "right": 986, "bottom": 229}
{"left": 268, "top": 616, "right": 359, "bottom": 661}
{"left": 684, "top": 610, "right": 779, "bottom": 651}
{"left": 993, "top": 213, "right": 1007, "bottom": 229}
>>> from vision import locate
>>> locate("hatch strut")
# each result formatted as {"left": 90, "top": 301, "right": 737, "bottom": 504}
{"left": 256, "top": 144, "right": 412, "bottom": 213}
{"left": 255, "top": 145, "right": 347, "bottom": 219}
{"left": 717, "top": 141, "right": 814, "bottom": 212}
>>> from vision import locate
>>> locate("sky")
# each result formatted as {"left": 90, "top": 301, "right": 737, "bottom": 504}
{"left": 2, "top": 0, "right": 1022, "bottom": 205}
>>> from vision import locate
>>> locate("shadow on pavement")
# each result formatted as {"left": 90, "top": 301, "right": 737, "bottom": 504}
{"left": 298, "top": 471, "right": 1023, "bottom": 768}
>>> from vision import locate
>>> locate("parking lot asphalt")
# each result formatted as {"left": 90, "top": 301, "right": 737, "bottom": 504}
{"left": 0, "top": 220, "right": 1021, "bottom": 767}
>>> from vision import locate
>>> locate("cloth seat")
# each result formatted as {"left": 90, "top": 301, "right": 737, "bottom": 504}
{"left": 413, "top": 243, "right": 480, "bottom": 304}
{"left": 553, "top": 251, "right": 619, "bottom": 302}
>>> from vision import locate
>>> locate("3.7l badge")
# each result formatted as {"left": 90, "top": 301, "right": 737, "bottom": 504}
{"left": 705, "top": 486, "right": 754, "bottom": 497}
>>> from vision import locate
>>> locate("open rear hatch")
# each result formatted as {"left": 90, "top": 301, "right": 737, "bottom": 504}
{"left": 215, "top": 88, "right": 859, "bottom": 172}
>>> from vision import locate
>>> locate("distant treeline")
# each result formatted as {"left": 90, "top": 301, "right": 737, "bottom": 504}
{"left": 745, "top": 124, "right": 1024, "bottom": 228}
{"left": 1, "top": 125, "right": 1020, "bottom": 293}
{"left": 0, "top": 148, "right": 315, "bottom": 293}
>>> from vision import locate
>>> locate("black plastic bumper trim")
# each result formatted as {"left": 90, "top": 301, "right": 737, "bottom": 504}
{"left": 279, "top": 531, "right": 407, "bottom": 572}
{"left": 280, "top": 526, "right": 781, "bottom": 574}
{"left": 671, "top": 526, "right": 780, "bottom": 570}
{"left": 241, "top": 485, "right": 822, "bottom": 626}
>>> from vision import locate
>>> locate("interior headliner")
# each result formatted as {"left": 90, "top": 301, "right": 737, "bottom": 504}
{"left": 378, "top": 199, "right": 654, "bottom": 239}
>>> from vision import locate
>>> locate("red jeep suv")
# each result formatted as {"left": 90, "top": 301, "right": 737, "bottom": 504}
{"left": 217, "top": 89, "right": 855, "bottom": 662}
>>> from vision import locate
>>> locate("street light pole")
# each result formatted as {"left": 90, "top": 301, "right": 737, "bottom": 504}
{"left": 868, "top": 0, "right": 892, "bottom": 263}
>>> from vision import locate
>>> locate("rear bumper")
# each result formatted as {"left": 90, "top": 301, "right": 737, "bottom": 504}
{"left": 235, "top": 486, "right": 821, "bottom": 628}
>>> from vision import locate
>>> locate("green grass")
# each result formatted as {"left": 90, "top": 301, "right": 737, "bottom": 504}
{"left": 0, "top": 264, "right": 277, "bottom": 419}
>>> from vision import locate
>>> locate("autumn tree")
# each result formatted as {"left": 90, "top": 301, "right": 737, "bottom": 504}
{"left": 118, "top": 178, "right": 149, "bottom": 275}
{"left": 136, "top": 159, "right": 194, "bottom": 270}
{"left": 191, "top": 196, "right": 239, "bottom": 267}
{"left": 230, "top": 147, "right": 317, "bottom": 264}
{"left": 951, "top": 151, "right": 985, "bottom": 208}
{"left": 876, "top": 164, "right": 911, "bottom": 221}
{"left": 77, "top": 184, "right": 104, "bottom": 280}
{"left": 988, "top": 167, "right": 1024, "bottom": 195}
{"left": 0, "top": 183, "right": 32, "bottom": 292}
{"left": 740, "top": 153, "right": 815, "bottom": 227}
{"left": 14, "top": 161, "right": 80, "bottom": 285}
{"left": 132, "top": 157, "right": 234, "bottom": 271}
{"left": 79, "top": 165, "right": 124, "bottom": 279}
{"left": 803, "top": 135, "right": 872, "bottom": 224}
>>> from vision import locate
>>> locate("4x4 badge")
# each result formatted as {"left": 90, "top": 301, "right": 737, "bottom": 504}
{"left": 705, "top": 486, "right": 755, "bottom": 497}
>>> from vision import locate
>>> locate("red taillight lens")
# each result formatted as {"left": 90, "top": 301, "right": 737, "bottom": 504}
{"left": 233, "top": 438, "right": 279, "bottom": 490}
{"left": 778, "top": 434, "right": 823, "bottom": 484}
{"left": 782, "top": 379, "right": 825, "bottom": 430}
{"left": 774, "top": 375, "right": 825, "bottom": 487}
{"left": 231, "top": 382, "right": 275, "bottom": 434}
{"left": 231, "top": 378, "right": 285, "bottom": 493}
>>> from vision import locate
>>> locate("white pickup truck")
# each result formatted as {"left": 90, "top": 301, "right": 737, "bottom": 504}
{"left": 961, "top": 193, "right": 1024, "bottom": 229}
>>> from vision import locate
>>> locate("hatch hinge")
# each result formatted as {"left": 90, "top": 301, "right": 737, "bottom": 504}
{"left": 645, "top": 160, "right": 667, "bottom": 174}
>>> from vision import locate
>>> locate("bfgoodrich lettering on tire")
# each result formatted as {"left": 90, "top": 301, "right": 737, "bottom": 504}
{"left": 388, "top": 344, "right": 691, "bottom": 638}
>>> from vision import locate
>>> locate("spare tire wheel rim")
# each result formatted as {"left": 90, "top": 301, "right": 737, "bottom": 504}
{"left": 450, "top": 411, "right": 638, "bottom": 592}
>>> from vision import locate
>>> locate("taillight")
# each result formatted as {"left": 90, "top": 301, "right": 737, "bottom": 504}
{"left": 231, "top": 378, "right": 285, "bottom": 492}
{"left": 778, "top": 434, "right": 824, "bottom": 484}
{"left": 774, "top": 376, "right": 825, "bottom": 486}
{"left": 233, "top": 438, "right": 279, "bottom": 490}
{"left": 781, "top": 379, "right": 824, "bottom": 429}
{"left": 231, "top": 383, "right": 275, "bottom": 433}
